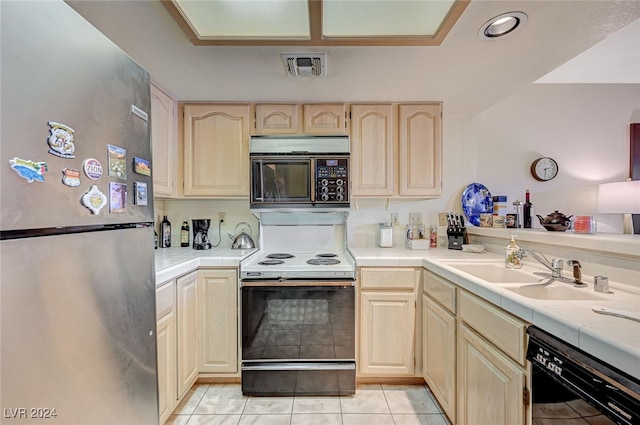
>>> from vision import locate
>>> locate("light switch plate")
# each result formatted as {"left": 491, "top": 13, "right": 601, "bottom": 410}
{"left": 390, "top": 213, "right": 399, "bottom": 225}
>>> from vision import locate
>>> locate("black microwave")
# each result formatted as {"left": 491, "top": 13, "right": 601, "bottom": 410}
{"left": 249, "top": 136, "right": 350, "bottom": 210}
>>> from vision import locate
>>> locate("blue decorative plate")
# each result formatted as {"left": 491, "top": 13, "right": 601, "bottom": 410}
{"left": 461, "top": 183, "right": 493, "bottom": 226}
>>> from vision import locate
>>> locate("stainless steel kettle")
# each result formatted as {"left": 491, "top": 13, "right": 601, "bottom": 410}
{"left": 228, "top": 222, "right": 255, "bottom": 249}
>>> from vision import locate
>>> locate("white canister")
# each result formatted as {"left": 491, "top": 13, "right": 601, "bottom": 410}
{"left": 378, "top": 223, "right": 393, "bottom": 248}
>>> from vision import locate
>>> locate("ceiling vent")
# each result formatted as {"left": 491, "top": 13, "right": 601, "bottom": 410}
{"left": 281, "top": 53, "right": 326, "bottom": 77}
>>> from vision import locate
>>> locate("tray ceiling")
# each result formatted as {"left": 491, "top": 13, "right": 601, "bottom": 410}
{"left": 163, "top": 0, "right": 469, "bottom": 46}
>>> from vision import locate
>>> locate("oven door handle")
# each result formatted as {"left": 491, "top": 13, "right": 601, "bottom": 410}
{"left": 241, "top": 280, "right": 355, "bottom": 287}
{"left": 242, "top": 362, "right": 355, "bottom": 371}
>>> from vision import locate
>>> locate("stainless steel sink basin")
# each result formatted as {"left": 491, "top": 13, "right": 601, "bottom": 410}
{"left": 506, "top": 284, "right": 607, "bottom": 301}
{"left": 445, "top": 262, "right": 545, "bottom": 284}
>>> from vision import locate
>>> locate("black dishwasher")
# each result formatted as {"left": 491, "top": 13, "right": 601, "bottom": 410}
{"left": 527, "top": 326, "right": 640, "bottom": 425}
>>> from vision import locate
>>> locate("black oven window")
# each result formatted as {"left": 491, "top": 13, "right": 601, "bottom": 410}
{"left": 254, "top": 161, "right": 310, "bottom": 202}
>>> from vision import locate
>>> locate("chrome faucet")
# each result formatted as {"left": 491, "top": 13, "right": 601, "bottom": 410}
{"left": 516, "top": 249, "right": 563, "bottom": 278}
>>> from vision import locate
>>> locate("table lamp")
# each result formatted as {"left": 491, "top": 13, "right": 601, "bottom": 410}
{"left": 597, "top": 180, "right": 640, "bottom": 234}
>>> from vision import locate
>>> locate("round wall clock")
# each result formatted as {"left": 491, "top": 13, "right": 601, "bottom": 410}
{"left": 530, "top": 157, "right": 558, "bottom": 181}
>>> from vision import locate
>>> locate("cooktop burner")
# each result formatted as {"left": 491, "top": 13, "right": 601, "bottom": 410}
{"left": 307, "top": 258, "right": 341, "bottom": 266}
{"left": 266, "top": 253, "right": 295, "bottom": 259}
{"left": 315, "top": 253, "right": 338, "bottom": 258}
{"left": 258, "top": 259, "right": 285, "bottom": 266}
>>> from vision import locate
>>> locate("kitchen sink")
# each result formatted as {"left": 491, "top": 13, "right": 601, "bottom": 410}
{"left": 505, "top": 284, "right": 607, "bottom": 301}
{"left": 445, "top": 262, "right": 546, "bottom": 284}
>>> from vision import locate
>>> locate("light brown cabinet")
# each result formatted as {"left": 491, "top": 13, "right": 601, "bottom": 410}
{"left": 253, "top": 103, "right": 348, "bottom": 135}
{"left": 350, "top": 104, "right": 395, "bottom": 196}
{"left": 358, "top": 267, "right": 419, "bottom": 376}
{"left": 398, "top": 104, "right": 442, "bottom": 196}
{"left": 198, "top": 269, "right": 239, "bottom": 374}
{"left": 422, "top": 271, "right": 529, "bottom": 425}
{"left": 176, "top": 271, "right": 198, "bottom": 399}
{"left": 151, "top": 84, "right": 178, "bottom": 197}
{"left": 422, "top": 294, "right": 456, "bottom": 422}
{"left": 351, "top": 103, "right": 442, "bottom": 198}
{"left": 156, "top": 279, "right": 177, "bottom": 424}
{"left": 457, "top": 323, "right": 527, "bottom": 425}
{"left": 183, "top": 103, "right": 251, "bottom": 197}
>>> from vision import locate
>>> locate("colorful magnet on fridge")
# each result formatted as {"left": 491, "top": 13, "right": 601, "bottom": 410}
{"left": 107, "top": 144, "right": 127, "bottom": 179}
{"left": 47, "top": 121, "right": 76, "bottom": 158}
{"left": 83, "top": 158, "right": 103, "bottom": 180}
{"left": 81, "top": 185, "right": 107, "bottom": 214}
{"left": 108, "top": 182, "right": 127, "bottom": 213}
{"left": 133, "top": 157, "right": 151, "bottom": 176}
{"left": 9, "top": 157, "right": 48, "bottom": 183}
{"left": 61, "top": 168, "right": 81, "bottom": 187}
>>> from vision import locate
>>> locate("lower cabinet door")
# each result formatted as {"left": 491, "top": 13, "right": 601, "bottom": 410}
{"left": 359, "top": 290, "right": 416, "bottom": 375}
{"left": 177, "top": 271, "right": 199, "bottom": 398}
{"left": 198, "top": 269, "right": 239, "bottom": 373}
{"left": 156, "top": 280, "right": 177, "bottom": 424}
{"left": 423, "top": 295, "right": 456, "bottom": 422}
{"left": 457, "top": 323, "right": 526, "bottom": 425}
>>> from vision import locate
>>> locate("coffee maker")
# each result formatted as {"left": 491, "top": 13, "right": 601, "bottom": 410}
{"left": 192, "top": 219, "right": 212, "bottom": 250}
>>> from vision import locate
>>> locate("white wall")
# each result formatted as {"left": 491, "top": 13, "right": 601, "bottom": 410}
{"left": 470, "top": 83, "right": 640, "bottom": 233}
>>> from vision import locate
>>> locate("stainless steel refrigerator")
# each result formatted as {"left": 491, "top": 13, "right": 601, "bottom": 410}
{"left": 1, "top": 2, "right": 158, "bottom": 424}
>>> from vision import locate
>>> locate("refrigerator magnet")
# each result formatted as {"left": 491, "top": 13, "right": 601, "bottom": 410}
{"left": 133, "top": 157, "right": 151, "bottom": 176}
{"left": 9, "top": 157, "right": 48, "bottom": 183}
{"left": 83, "top": 158, "right": 103, "bottom": 180}
{"left": 133, "top": 181, "right": 148, "bottom": 205}
{"left": 47, "top": 121, "right": 75, "bottom": 159}
{"left": 61, "top": 168, "right": 81, "bottom": 187}
{"left": 107, "top": 144, "right": 127, "bottom": 179}
{"left": 109, "top": 182, "right": 127, "bottom": 213}
{"left": 81, "top": 185, "right": 107, "bottom": 214}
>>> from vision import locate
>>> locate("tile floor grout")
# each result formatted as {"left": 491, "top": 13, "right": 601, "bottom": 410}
{"left": 165, "top": 383, "right": 452, "bottom": 425}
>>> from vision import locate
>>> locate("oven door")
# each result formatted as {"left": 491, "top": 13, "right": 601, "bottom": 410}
{"left": 241, "top": 281, "right": 355, "bottom": 396}
{"left": 250, "top": 157, "right": 313, "bottom": 207}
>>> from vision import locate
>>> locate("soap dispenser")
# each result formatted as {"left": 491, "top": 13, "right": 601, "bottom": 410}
{"left": 505, "top": 235, "right": 522, "bottom": 269}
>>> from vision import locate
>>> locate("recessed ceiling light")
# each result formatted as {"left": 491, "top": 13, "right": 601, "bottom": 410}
{"left": 479, "top": 11, "right": 527, "bottom": 39}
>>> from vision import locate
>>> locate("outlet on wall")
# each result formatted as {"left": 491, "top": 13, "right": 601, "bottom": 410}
{"left": 438, "top": 213, "right": 448, "bottom": 227}
{"left": 390, "top": 213, "right": 399, "bottom": 225}
{"left": 409, "top": 212, "right": 422, "bottom": 225}
{"left": 218, "top": 212, "right": 226, "bottom": 223}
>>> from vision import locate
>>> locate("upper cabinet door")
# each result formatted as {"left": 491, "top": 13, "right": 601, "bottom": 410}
{"left": 350, "top": 104, "right": 395, "bottom": 196}
{"left": 183, "top": 103, "right": 251, "bottom": 197}
{"left": 398, "top": 104, "right": 442, "bottom": 196}
{"left": 303, "top": 104, "right": 349, "bottom": 134}
{"left": 151, "top": 84, "right": 178, "bottom": 197}
{"left": 254, "top": 104, "right": 302, "bottom": 135}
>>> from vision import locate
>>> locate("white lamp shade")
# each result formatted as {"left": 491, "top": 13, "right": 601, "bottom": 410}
{"left": 597, "top": 181, "right": 640, "bottom": 213}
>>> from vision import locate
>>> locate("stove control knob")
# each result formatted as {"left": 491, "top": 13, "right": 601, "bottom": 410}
{"left": 336, "top": 179, "right": 344, "bottom": 186}
{"left": 321, "top": 186, "right": 329, "bottom": 193}
{"left": 321, "top": 193, "right": 330, "bottom": 201}
{"left": 336, "top": 193, "right": 344, "bottom": 201}
{"left": 336, "top": 186, "right": 344, "bottom": 194}
{"left": 321, "top": 179, "right": 329, "bottom": 186}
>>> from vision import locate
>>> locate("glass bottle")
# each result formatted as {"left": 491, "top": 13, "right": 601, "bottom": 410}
{"left": 523, "top": 190, "right": 534, "bottom": 229}
{"left": 180, "top": 220, "right": 189, "bottom": 247}
{"left": 160, "top": 215, "right": 171, "bottom": 248}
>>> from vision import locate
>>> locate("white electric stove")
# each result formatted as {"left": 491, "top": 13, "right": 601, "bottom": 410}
{"left": 239, "top": 211, "right": 356, "bottom": 280}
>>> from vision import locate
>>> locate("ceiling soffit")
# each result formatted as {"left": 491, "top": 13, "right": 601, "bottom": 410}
{"left": 162, "top": 0, "right": 470, "bottom": 46}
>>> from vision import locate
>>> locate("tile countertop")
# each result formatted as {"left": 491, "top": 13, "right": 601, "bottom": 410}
{"left": 350, "top": 245, "right": 640, "bottom": 381}
{"left": 154, "top": 247, "right": 256, "bottom": 285}
{"left": 154, "top": 245, "right": 640, "bottom": 380}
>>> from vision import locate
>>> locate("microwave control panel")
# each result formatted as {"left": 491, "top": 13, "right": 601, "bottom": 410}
{"left": 315, "top": 158, "right": 349, "bottom": 202}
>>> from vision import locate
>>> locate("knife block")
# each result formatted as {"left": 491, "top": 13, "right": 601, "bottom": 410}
{"left": 447, "top": 232, "right": 465, "bottom": 250}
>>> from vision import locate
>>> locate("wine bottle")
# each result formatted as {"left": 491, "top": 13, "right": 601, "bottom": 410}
{"left": 523, "top": 190, "right": 533, "bottom": 229}
{"left": 160, "top": 215, "right": 171, "bottom": 248}
{"left": 180, "top": 220, "right": 189, "bottom": 247}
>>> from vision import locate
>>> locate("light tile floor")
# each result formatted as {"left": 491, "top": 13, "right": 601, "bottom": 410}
{"left": 165, "top": 383, "right": 451, "bottom": 425}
